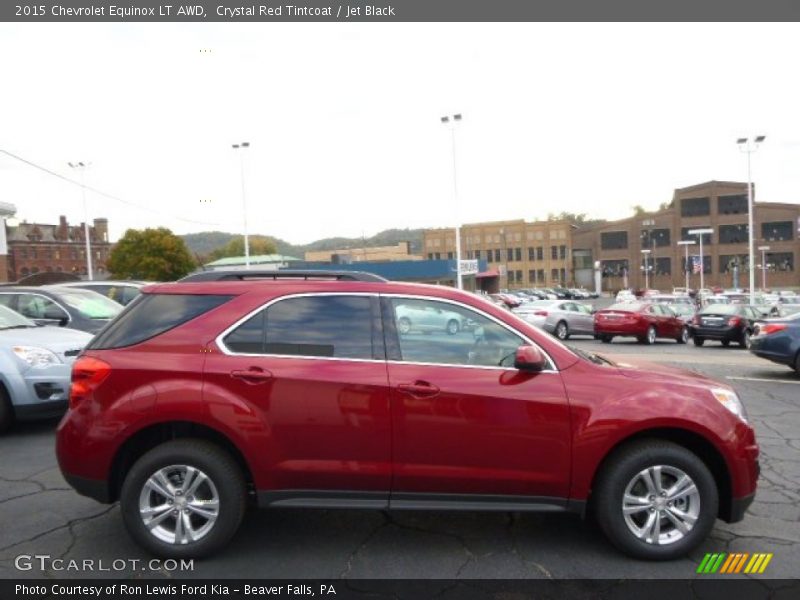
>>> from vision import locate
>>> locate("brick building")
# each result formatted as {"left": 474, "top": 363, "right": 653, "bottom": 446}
{"left": 304, "top": 241, "right": 423, "bottom": 263}
{"left": 5, "top": 216, "right": 112, "bottom": 282}
{"left": 571, "top": 181, "right": 800, "bottom": 292}
{"left": 423, "top": 219, "right": 576, "bottom": 289}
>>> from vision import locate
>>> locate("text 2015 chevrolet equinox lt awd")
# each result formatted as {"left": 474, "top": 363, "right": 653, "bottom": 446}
{"left": 56, "top": 275, "right": 759, "bottom": 559}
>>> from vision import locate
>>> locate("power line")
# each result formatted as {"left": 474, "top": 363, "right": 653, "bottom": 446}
{"left": 0, "top": 148, "right": 221, "bottom": 227}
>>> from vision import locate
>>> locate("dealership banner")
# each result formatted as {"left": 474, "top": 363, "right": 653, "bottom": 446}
{"left": 5, "top": 579, "right": 800, "bottom": 599}
{"left": 4, "top": 0, "right": 800, "bottom": 22}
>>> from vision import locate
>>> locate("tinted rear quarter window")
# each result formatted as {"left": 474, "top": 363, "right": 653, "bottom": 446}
{"left": 88, "top": 294, "right": 233, "bottom": 349}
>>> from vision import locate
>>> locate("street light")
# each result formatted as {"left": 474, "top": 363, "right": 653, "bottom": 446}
{"left": 232, "top": 142, "right": 251, "bottom": 269}
{"left": 688, "top": 228, "right": 713, "bottom": 291}
{"left": 640, "top": 249, "right": 651, "bottom": 290}
{"left": 758, "top": 245, "right": 770, "bottom": 291}
{"left": 677, "top": 240, "right": 696, "bottom": 291}
{"left": 441, "top": 114, "right": 463, "bottom": 289}
{"left": 67, "top": 161, "right": 93, "bottom": 281}
{"left": 737, "top": 135, "right": 766, "bottom": 304}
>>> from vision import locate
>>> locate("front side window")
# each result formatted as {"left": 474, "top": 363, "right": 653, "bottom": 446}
{"left": 387, "top": 297, "right": 526, "bottom": 368}
{"left": 18, "top": 294, "right": 68, "bottom": 321}
{"left": 225, "top": 295, "right": 378, "bottom": 360}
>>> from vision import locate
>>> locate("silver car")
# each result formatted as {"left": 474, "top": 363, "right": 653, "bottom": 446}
{"left": 513, "top": 300, "right": 595, "bottom": 340}
{"left": 0, "top": 305, "right": 92, "bottom": 431}
{"left": 395, "top": 302, "right": 467, "bottom": 335}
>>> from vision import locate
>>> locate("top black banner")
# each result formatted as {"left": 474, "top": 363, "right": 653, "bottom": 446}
{"left": 4, "top": 0, "right": 800, "bottom": 22}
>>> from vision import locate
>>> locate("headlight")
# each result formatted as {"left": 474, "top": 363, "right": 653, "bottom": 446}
{"left": 711, "top": 388, "right": 747, "bottom": 422}
{"left": 12, "top": 346, "right": 61, "bottom": 368}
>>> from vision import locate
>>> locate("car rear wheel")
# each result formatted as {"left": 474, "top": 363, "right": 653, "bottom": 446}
{"left": 446, "top": 319, "right": 460, "bottom": 335}
{"left": 676, "top": 327, "right": 689, "bottom": 344}
{"left": 397, "top": 317, "right": 411, "bottom": 335}
{"left": 555, "top": 321, "right": 569, "bottom": 340}
{"left": 600, "top": 335, "right": 613, "bottom": 343}
{"left": 593, "top": 440, "right": 718, "bottom": 560}
{"left": 740, "top": 330, "right": 752, "bottom": 349}
{"left": 120, "top": 439, "right": 246, "bottom": 558}
{"left": 0, "top": 387, "right": 14, "bottom": 434}
{"left": 721, "top": 340, "right": 730, "bottom": 347}
{"left": 640, "top": 326, "right": 656, "bottom": 345}
{"left": 693, "top": 337, "right": 705, "bottom": 347}
{"left": 794, "top": 351, "right": 800, "bottom": 375}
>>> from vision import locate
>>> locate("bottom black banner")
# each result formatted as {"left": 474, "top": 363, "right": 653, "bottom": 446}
{"left": 4, "top": 579, "right": 800, "bottom": 600}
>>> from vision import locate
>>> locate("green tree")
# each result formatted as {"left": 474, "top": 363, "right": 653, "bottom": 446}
{"left": 208, "top": 235, "right": 278, "bottom": 261}
{"left": 107, "top": 228, "right": 196, "bottom": 281}
{"left": 631, "top": 205, "right": 647, "bottom": 216}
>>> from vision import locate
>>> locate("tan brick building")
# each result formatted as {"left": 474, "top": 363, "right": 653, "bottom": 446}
{"left": 423, "top": 219, "right": 576, "bottom": 289}
{"left": 571, "top": 181, "right": 800, "bottom": 292}
{"left": 5, "top": 216, "right": 113, "bottom": 282}
{"left": 304, "top": 241, "right": 422, "bottom": 263}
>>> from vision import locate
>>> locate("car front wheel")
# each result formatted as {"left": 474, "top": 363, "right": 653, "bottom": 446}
{"left": 120, "top": 439, "right": 246, "bottom": 558}
{"left": 740, "top": 330, "right": 752, "bottom": 349}
{"left": 676, "top": 327, "right": 689, "bottom": 344}
{"left": 593, "top": 440, "right": 718, "bottom": 560}
{"left": 555, "top": 321, "right": 569, "bottom": 340}
{"left": 0, "top": 387, "right": 14, "bottom": 433}
{"left": 693, "top": 337, "right": 705, "bottom": 347}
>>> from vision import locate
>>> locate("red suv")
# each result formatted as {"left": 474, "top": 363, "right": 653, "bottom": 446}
{"left": 56, "top": 273, "right": 759, "bottom": 560}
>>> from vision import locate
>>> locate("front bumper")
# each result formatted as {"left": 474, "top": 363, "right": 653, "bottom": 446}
{"left": 6, "top": 363, "right": 71, "bottom": 421}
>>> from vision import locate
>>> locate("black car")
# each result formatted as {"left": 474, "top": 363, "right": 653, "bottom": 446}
{"left": 0, "top": 286, "right": 124, "bottom": 334}
{"left": 690, "top": 303, "right": 760, "bottom": 349}
{"left": 750, "top": 313, "right": 800, "bottom": 374}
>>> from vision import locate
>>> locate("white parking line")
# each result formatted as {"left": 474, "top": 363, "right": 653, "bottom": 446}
{"left": 726, "top": 376, "right": 800, "bottom": 385}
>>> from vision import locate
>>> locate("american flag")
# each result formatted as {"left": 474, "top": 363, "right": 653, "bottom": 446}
{"left": 692, "top": 256, "right": 702, "bottom": 274}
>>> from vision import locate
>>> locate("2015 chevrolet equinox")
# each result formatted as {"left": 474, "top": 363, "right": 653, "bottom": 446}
{"left": 56, "top": 276, "right": 759, "bottom": 559}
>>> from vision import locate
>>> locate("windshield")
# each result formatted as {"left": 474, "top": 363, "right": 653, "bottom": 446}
{"left": 51, "top": 288, "right": 124, "bottom": 320}
{"left": 0, "top": 304, "right": 37, "bottom": 329}
{"left": 700, "top": 304, "right": 739, "bottom": 315}
{"left": 668, "top": 304, "right": 695, "bottom": 316}
{"left": 606, "top": 302, "right": 645, "bottom": 312}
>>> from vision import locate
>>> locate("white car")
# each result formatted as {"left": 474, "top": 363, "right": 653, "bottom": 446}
{"left": 395, "top": 303, "right": 466, "bottom": 335}
{"left": 615, "top": 290, "right": 636, "bottom": 303}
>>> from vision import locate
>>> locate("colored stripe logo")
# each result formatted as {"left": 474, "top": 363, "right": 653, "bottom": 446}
{"left": 697, "top": 553, "right": 773, "bottom": 574}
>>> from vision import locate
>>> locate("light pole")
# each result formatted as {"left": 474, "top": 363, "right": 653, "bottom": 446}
{"left": 737, "top": 135, "right": 766, "bottom": 304}
{"left": 67, "top": 161, "right": 93, "bottom": 280}
{"left": 688, "top": 228, "right": 713, "bottom": 292}
{"left": 677, "top": 240, "right": 696, "bottom": 290}
{"left": 441, "top": 114, "right": 463, "bottom": 289}
{"left": 758, "top": 245, "right": 770, "bottom": 291}
{"left": 640, "top": 249, "right": 651, "bottom": 290}
{"left": 232, "top": 142, "right": 251, "bottom": 269}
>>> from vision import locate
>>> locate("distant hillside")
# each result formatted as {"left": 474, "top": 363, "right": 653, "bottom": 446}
{"left": 182, "top": 228, "right": 423, "bottom": 261}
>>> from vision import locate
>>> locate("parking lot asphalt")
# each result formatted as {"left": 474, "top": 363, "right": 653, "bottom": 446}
{"left": 1, "top": 336, "right": 798, "bottom": 581}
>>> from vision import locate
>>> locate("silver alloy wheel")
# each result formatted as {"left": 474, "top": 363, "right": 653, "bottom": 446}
{"left": 743, "top": 331, "right": 751, "bottom": 349}
{"left": 647, "top": 326, "right": 656, "bottom": 344}
{"left": 556, "top": 322, "right": 568, "bottom": 339}
{"left": 622, "top": 465, "right": 701, "bottom": 545}
{"left": 397, "top": 318, "right": 411, "bottom": 335}
{"left": 681, "top": 327, "right": 689, "bottom": 343}
{"left": 139, "top": 464, "right": 220, "bottom": 545}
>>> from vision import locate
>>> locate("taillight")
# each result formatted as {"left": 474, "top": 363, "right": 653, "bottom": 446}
{"left": 760, "top": 323, "right": 787, "bottom": 335}
{"left": 70, "top": 356, "right": 111, "bottom": 410}
{"left": 533, "top": 310, "right": 548, "bottom": 316}
{"left": 728, "top": 317, "right": 742, "bottom": 327}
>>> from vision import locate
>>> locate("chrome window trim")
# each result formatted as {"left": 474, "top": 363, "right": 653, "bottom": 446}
{"left": 215, "top": 291, "right": 558, "bottom": 373}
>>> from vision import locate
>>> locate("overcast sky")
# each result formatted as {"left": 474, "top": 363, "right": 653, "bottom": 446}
{"left": 2, "top": 23, "right": 799, "bottom": 245}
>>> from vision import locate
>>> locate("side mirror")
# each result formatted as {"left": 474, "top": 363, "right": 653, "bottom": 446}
{"left": 514, "top": 345, "right": 547, "bottom": 372}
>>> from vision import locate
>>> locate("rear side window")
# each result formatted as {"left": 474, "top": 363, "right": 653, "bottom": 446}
{"left": 88, "top": 294, "right": 233, "bottom": 349}
{"left": 223, "top": 295, "right": 380, "bottom": 360}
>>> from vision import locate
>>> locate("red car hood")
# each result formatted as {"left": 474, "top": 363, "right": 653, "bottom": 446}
{"left": 609, "top": 356, "right": 729, "bottom": 390}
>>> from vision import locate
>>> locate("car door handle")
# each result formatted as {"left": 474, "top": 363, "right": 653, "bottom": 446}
{"left": 230, "top": 368, "right": 273, "bottom": 384}
{"left": 397, "top": 381, "right": 440, "bottom": 398}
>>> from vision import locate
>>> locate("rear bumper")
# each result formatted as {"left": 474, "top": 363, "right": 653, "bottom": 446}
{"left": 62, "top": 472, "right": 111, "bottom": 503}
{"left": 690, "top": 326, "right": 740, "bottom": 341}
{"left": 728, "top": 491, "right": 756, "bottom": 523}
{"left": 15, "top": 399, "right": 68, "bottom": 421}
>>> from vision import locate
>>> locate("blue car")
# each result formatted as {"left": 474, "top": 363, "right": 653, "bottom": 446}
{"left": 750, "top": 313, "right": 800, "bottom": 374}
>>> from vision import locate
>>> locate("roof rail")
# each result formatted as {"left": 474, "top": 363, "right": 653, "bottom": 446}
{"left": 179, "top": 269, "right": 388, "bottom": 283}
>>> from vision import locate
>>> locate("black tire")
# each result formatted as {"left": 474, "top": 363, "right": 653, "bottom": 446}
{"left": 601, "top": 335, "right": 613, "bottom": 343}
{"left": 794, "top": 351, "right": 800, "bottom": 375}
{"left": 676, "top": 327, "right": 689, "bottom": 345}
{"left": 0, "top": 386, "right": 14, "bottom": 434}
{"left": 593, "top": 440, "right": 718, "bottom": 560}
{"left": 693, "top": 337, "right": 705, "bottom": 347}
{"left": 721, "top": 340, "right": 730, "bottom": 348}
{"left": 120, "top": 439, "right": 246, "bottom": 559}
{"left": 740, "top": 330, "right": 752, "bottom": 349}
{"left": 446, "top": 319, "right": 460, "bottom": 335}
{"left": 397, "top": 317, "right": 411, "bottom": 335}
{"left": 555, "top": 321, "right": 570, "bottom": 340}
{"left": 640, "top": 326, "right": 656, "bottom": 345}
